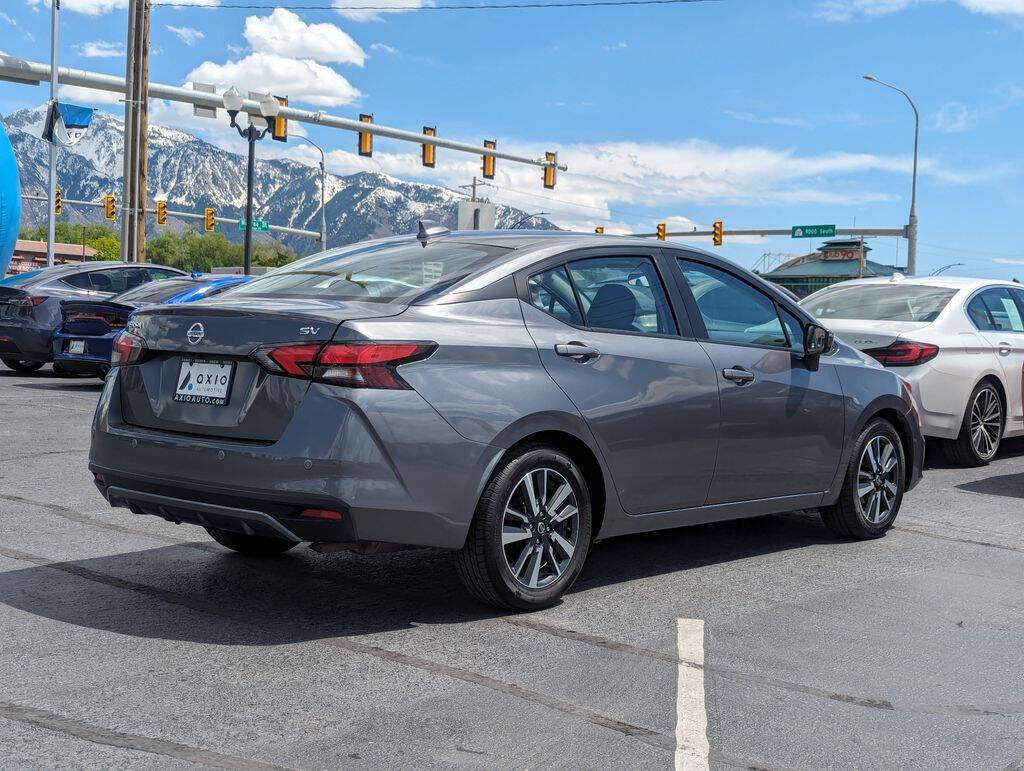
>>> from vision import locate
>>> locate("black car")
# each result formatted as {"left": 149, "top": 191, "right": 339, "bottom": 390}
{"left": 0, "top": 262, "right": 184, "bottom": 373}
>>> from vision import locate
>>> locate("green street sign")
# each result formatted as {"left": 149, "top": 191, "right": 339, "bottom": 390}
{"left": 791, "top": 224, "right": 836, "bottom": 239}
{"left": 239, "top": 219, "right": 270, "bottom": 232}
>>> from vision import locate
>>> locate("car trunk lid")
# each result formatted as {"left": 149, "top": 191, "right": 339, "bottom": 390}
{"left": 118, "top": 297, "right": 406, "bottom": 442}
{"left": 60, "top": 300, "right": 134, "bottom": 336}
{"left": 826, "top": 319, "right": 932, "bottom": 351}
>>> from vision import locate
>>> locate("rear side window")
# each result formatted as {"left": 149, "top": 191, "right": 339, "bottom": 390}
{"left": 677, "top": 259, "right": 788, "bottom": 348}
{"left": 967, "top": 288, "right": 1024, "bottom": 332}
{"left": 801, "top": 283, "right": 956, "bottom": 322}
{"left": 228, "top": 240, "right": 511, "bottom": 304}
{"left": 61, "top": 270, "right": 122, "bottom": 292}
{"left": 527, "top": 266, "right": 583, "bottom": 326}
{"left": 567, "top": 256, "right": 676, "bottom": 335}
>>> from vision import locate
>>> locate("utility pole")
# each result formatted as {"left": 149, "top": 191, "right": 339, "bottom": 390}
{"left": 471, "top": 176, "right": 477, "bottom": 202}
{"left": 133, "top": 0, "right": 150, "bottom": 263}
{"left": 120, "top": 0, "right": 137, "bottom": 263}
{"left": 46, "top": 0, "right": 60, "bottom": 267}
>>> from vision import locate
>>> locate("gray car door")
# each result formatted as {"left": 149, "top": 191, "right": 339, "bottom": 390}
{"left": 672, "top": 255, "right": 845, "bottom": 504}
{"left": 518, "top": 249, "right": 721, "bottom": 514}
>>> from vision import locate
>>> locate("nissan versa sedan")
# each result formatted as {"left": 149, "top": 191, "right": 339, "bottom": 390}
{"left": 0, "top": 262, "right": 185, "bottom": 373}
{"left": 89, "top": 226, "right": 923, "bottom": 609}
{"left": 801, "top": 275, "right": 1024, "bottom": 466}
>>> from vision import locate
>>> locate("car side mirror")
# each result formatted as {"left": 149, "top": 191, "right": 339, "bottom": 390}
{"left": 804, "top": 323, "right": 833, "bottom": 356}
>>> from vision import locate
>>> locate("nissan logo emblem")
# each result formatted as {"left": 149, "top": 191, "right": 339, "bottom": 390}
{"left": 186, "top": 322, "right": 205, "bottom": 345}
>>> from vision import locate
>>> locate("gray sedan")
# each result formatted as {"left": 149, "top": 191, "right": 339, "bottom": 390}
{"left": 89, "top": 226, "right": 924, "bottom": 609}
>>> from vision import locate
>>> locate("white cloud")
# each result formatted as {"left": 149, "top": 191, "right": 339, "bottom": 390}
{"left": 929, "top": 101, "right": 978, "bottom": 133}
{"left": 723, "top": 109, "right": 812, "bottom": 129}
{"left": 993, "top": 258, "right": 1024, "bottom": 265}
{"left": 75, "top": 40, "right": 125, "bottom": 58}
{"left": 370, "top": 42, "right": 399, "bottom": 55}
{"left": 0, "top": 11, "right": 16, "bottom": 24}
{"left": 244, "top": 9, "right": 365, "bottom": 66}
{"left": 59, "top": 83, "right": 124, "bottom": 105}
{"left": 816, "top": 0, "right": 1024, "bottom": 21}
{"left": 601, "top": 41, "right": 628, "bottom": 51}
{"left": 333, "top": 0, "right": 429, "bottom": 23}
{"left": 166, "top": 25, "right": 205, "bottom": 46}
{"left": 187, "top": 53, "right": 362, "bottom": 107}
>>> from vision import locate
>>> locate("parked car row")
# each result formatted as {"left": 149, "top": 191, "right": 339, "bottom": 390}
{"left": 0, "top": 262, "right": 249, "bottom": 377}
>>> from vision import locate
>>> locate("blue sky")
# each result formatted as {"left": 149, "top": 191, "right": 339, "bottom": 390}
{"left": 2, "top": 0, "right": 1023, "bottom": 276}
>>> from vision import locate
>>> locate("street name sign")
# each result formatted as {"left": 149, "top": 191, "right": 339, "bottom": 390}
{"left": 792, "top": 224, "right": 836, "bottom": 238}
{"left": 239, "top": 219, "right": 270, "bottom": 232}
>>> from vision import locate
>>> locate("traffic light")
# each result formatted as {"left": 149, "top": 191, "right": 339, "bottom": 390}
{"left": 543, "top": 151, "right": 557, "bottom": 189}
{"left": 54, "top": 187, "right": 61, "bottom": 216}
{"left": 204, "top": 207, "right": 215, "bottom": 232}
{"left": 358, "top": 114, "right": 373, "bottom": 157}
{"left": 713, "top": 220, "right": 723, "bottom": 247}
{"left": 104, "top": 195, "right": 116, "bottom": 221}
{"left": 482, "top": 140, "right": 496, "bottom": 179}
{"left": 656, "top": 222, "right": 666, "bottom": 241}
{"left": 156, "top": 200, "right": 167, "bottom": 226}
{"left": 422, "top": 126, "right": 436, "bottom": 168}
{"left": 594, "top": 226, "right": 605, "bottom": 234}
{"left": 271, "top": 95, "right": 287, "bottom": 142}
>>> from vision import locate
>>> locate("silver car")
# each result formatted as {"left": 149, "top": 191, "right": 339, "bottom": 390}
{"left": 90, "top": 226, "right": 924, "bottom": 609}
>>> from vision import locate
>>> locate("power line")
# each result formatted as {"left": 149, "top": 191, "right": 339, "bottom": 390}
{"left": 155, "top": 0, "right": 719, "bottom": 10}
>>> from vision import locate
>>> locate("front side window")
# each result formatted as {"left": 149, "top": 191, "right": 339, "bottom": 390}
{"left": 527, "top": 266, "right": 583, "bottom": 326}
{"left": 229, "top": 240, "right": 511, "bottom": 304}
{"left": 968, "top": 288, "right": 1024, "bottom": 332}
{"left": 678, "top": 259, "right": 788, "bottom": 347}
{"left": 566, "top": 256, "right": 676, "bottom": 335}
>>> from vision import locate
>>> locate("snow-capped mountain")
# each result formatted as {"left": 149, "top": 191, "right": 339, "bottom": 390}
{"left": 3, "top": 105, "right": 558, "bottom": 252}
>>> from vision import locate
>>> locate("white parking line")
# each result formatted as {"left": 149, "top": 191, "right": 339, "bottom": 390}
{"left": 675, "top": 618, "right": 710, "bottom": 771}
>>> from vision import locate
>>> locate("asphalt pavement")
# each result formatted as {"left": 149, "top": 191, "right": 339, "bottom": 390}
{"left": 1, "top": 366, "right": 1022, "bottom": 770}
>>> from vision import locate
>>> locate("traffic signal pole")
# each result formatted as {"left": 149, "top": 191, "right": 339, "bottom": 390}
{"left": 45, "top": 0, "right": 59, "bottom": 268}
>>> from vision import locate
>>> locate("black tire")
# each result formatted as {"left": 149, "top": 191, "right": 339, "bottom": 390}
{"left": 205, "top": 527, "right": 298, "bottom": 556}
{"left": 455, "top": 445, "right": 593, "bottom": 611}
{"left": 1, "top": 358, "right": 44, "bottom": 373}
{"left": 820, "top": 418, "right": 906, "bottom": 539}
{"left": 941, "top": 380, "right": 1003, "bottom": 467}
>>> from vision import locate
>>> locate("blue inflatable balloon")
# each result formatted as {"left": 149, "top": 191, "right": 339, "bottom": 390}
{"left": 0, "top": 117, "right": 21, "bottom": 277}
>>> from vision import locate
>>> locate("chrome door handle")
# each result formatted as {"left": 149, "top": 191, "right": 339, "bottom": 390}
{"left": 722, "top": 367, "right": 755, "bottom": 384}
{"left": 555, "top": 342, "right": 600, "bottom": 361}
{"left": 998, "top": 342, "right": 1011, "bottom": 355}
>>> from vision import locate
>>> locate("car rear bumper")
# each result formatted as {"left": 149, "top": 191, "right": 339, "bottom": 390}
{"left": 0, "top": 320, "right": 54, "bottom": 362}
{"left": 52, "top": 331, "right": 115, "bottom": 375}
{"left": 89, "top": 368, "right": 503, "bottom": 550}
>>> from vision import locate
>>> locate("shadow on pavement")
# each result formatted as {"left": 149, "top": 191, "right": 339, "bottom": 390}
{"left": 956, "top": 473, "right": 1024, "bottom": 500}
{"left": 924, "top": 437, "right": 1024, "bottom": 470}
{"left": 0, "top": 511, "right": 836, "bottom": 644}
{"left": 12, "top": 380, "right": 104, "bottom": 392}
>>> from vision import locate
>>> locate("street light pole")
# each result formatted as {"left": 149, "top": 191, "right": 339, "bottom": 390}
{"left": 509, "top": 211, "right": 549, "bottom": 229}
{"left": 295, "top": 136, "right": 327, "bottom": 252}
{"left": 223, "top": 87, "right": 273, "bottom": 275}
{"left": 864, "top": 75, "right": 919, "bottom": 276}
{"left": 46, "top": 0, "right": 60, "bottom": 268}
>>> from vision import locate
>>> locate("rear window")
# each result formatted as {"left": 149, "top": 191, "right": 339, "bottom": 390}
{"left": 228, "top": 240, "right": 511, "bottom": 304}
{"left": 800, "top": 283, "right": 957, "bottom": 322}
{"left": 112, "top": 279, "right": 198, "bottom": 304}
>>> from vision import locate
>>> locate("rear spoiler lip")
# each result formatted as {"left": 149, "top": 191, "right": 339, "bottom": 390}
{"left": 59, "top": 299, "right": 137, "bottom": 324}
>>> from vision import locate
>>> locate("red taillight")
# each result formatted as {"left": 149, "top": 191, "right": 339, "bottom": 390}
{"left": 13, "top": 296, "right": 47, "bottom": 307}
{"left": 300, "top": 508, "right": 343, "bottom": 520}
{"left": 66, "top": 311, "right": 126, "bottom": 329}
{"left": 254, "top": 341, "right": 436, "bottom": 389}
{"left": 864, "top": 340, "right": 939, "bottom": 367}
{"left": 111, "top": 331, "right": 146, "bottom": 366}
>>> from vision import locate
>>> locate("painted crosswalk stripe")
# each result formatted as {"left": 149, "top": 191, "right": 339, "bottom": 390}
{"left": 675, "top": 618, "right": 710, "bottom": 771}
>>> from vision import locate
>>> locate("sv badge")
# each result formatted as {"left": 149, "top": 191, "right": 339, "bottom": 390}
{"left": 299, "top": 326, "right": 321, "bottom": 336}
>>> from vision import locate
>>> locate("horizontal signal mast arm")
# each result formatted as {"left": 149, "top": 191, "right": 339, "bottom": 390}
{"left": 0, "top": 55, "right": 567, "bottom": 172}
{"left": 632, "top": 227, "right": 909, "bottom": 238}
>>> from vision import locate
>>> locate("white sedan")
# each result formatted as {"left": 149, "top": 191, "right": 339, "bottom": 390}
{"left": 801, "top": 275, "right": 1024, "bottom": 466}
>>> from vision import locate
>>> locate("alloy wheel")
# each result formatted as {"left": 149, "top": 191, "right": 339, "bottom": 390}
{"left": 501, "top": 467, "right": 580, "bottom": 590}
{"left": 857, "top": 435, "right": 900, "bottom": 525}
{"left": 969, "top": 387, "right": 1001, "bottom": 460}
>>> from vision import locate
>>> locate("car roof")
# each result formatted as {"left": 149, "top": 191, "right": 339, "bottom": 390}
{"left": 802, "top": 275, "right": 1022, "bottom": 295}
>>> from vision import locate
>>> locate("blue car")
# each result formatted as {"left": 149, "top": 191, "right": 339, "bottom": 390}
{"left": 53, "top": 274, "right": 251, "bottom": 377}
